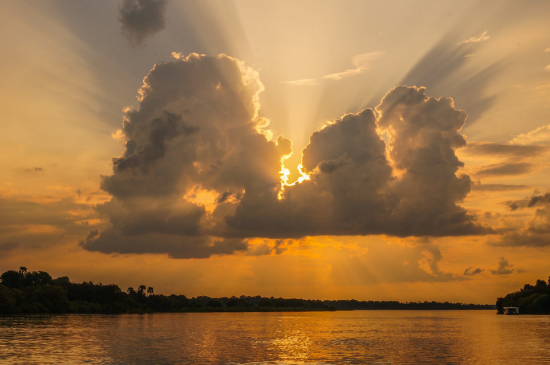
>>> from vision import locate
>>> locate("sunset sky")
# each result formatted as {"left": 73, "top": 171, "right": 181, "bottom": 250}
{"left": 1, "top": 0, "right": 550, "bottom": 304}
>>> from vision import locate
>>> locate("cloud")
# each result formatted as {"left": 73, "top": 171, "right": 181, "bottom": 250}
{"left": 494, "top": 192, "right": 550, "bottom": 247}
{"left": 280, "top": 79, "right": 318, "bottom": 86}
{"left": 328, "top": 240, "right": 461, "bottom": 285}
{"left": 545, "top": 48, "right": 550, "bottom": 53}
{"left": 84, "top": 54, "right": 490, "bottom": 259}
{"left": 323, "top": 51, "right": 385, "bottom": 80}
{"left": 464, "top": 142, "right": 550, "bottom": 158}
{"left": 512, "top": 124, "right": 550, "bottom": 145}
{"left": 507, "top": 192, "right": 550, "bottom": 211}
{"left": 118, "top": 0, "right": 167, "bottom": 46}
{"left": 458, "top": 30, "right": 490, "bottom": 45}
{"left": 282, "top": 52, "right": 385, "bottom": 85}
{"left": 490, "top": 257, "right": 514, "bottom": 275}
{"left": 546, "top": 65, "right": 550, "bottom": 72}
{"left": 0, "top": 241, "right": 18, "bottom": 252}
{"left": 471, "top": 183, "right": 530, "bottom": 192}
{"left": 464, "top": 267, "right": 483, "bottom": 276}
{"left": 398, "top": 32, "right": 501, "bottom": 127}
{"left": 475, "top": 162, "right": 534, "bottom": 177}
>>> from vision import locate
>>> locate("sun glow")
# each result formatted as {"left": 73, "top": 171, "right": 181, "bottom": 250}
{"left": 278, "top": 161, "right": 310, "bottom": 200}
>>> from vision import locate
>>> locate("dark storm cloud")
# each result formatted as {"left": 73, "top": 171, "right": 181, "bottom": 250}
{"left": 84, "top": 54, "right": 491, "bottom": 259}
{"left": 118, "top": 0, "right": 167, "bottom": 46}
{"left": 490, "top": 258, "right": 514, "bottom": 275}
{"left": 476, "top": 162, "right": 533, "bottom": 177}
{"left": 464, "top": 142, "right": 550, "bottom": 158}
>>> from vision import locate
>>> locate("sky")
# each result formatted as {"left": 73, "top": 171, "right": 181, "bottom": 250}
{"left": 1, "top": 0, "right": 550, "bottom": 304}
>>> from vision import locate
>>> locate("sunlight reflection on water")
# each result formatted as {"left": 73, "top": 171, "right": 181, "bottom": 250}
{"left": 1, "top": 311, "right": 550, "bottom": 364}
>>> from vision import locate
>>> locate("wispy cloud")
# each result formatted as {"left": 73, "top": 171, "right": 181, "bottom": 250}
{"left": 323, "top": 51, "right": 385, "bottom": 80}
{"left": 281, "top": 51, "right": 385, "bottom": 85}
{"left": 458, "top": 30, "right": 490, "bottom": 45}
{"left": 545, "top": 64, "right": 550, "bottom": 72}
{"left": 280, "top": 78, "right": 318, "bottom": 86}
{"left": 544, "top": 48, "right": 550, "bottom": 53}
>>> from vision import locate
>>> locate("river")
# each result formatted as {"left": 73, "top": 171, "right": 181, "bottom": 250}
{"left": 1, "top": 310, "right": 550, "bottom": 364}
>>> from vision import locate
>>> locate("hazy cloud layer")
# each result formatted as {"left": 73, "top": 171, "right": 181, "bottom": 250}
{"left": 471, "top": 183, "right": 530, "bottom": 192}
{"left": 83, "top": 54, "right": 490, "bottom": 258}
{"left": 118, "top": 0, "right": 167, "bottom": 46}
{"left": 476, "top": 162, "right": 534, "bottom": 177}
{"left": 464, "top": 142, "right": 550, "bottom": 158}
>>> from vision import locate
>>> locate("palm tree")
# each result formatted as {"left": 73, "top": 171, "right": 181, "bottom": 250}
{"left": 127, "top": 287, "right": 135, "bottom": 295}
{"left": 147, "top": 287, "right": 154, "bottom": 296}
{"left": 19, "top": 267, "right": 27, "bottom": 274}
{"left": 138, "top": 285, "right": 146, "bottom": 295}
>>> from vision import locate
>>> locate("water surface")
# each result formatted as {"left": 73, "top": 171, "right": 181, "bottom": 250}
{"left": 1, "top": 310, "right": 549, "bottom": 364}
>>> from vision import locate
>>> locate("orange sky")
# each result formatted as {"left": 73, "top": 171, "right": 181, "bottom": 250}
{"left": 1, "top": 0, "right": 550, "bottom": 304}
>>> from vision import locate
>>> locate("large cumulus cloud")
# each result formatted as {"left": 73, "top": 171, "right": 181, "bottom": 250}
{"left": 83, "top": 53, "right": 489, "bottom": 258}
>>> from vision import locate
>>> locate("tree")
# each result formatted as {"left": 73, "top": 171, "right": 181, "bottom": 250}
{"left": 147, "top": 287, "right": 154, "bottom": 296}
{"left": 127, "top": 287, "right": 136, "bottom": 295}
{"left": 138, "top": 285, "right": 146, "bottom": 295}
{"left": 19, "top": 267, "right": 27, "bottom": 274}
{"left": 0, "top": 270, "right": 22, "bottom": 289}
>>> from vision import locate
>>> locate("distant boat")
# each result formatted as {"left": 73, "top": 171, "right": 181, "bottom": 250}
{"left": 503, "top": 307, "right": 519, "bottom": 315}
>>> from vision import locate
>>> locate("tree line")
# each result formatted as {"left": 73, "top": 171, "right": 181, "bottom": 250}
{"left": 0, "top": 267, "right": 494, "bottom": 315}
{"left": 496, "top": 277, "right": 550, "bottom": 314}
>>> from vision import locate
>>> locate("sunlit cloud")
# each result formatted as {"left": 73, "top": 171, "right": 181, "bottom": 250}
{"left": 545, "top": 64, "right": 550, "bottom": 72}
{"left": 458, "top": 30, "right": 490, "bottom": 45}
{"left": 512, "top": 124, "right": 550, "bottom": 145}
{"left": 280, "top": 78, "right": 319, "bottom": 86}
{"left": 323, "top": 51, "right": 385, "bottom": 80}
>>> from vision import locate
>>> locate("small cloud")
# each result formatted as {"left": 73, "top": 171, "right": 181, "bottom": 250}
{"left": 458, "top": 30, "right": 490, "bottom": 45}
{"left": 464, "top": 54, "right": 475, "bottom": 58}
{"left": 476, "top": 162, "right": 533, "bottom": 177}
{"left": 512, "top": 124, "right": 550, "bottom": 145}
{"left": 118, "top": 0, "right": 167, "bottom": 46}
{"left": 544, "top": 48, "right": 550, "bottom": 53}
{"left": 323, "top": 51, "right": 385, "bottom": 80}
{"left": 471, "top": 183, "right": 530, "bottom": 192}
{"left": 490, "top": 257, "right": 514, "bottom": 276}
{"left": 545, "top": 64, "right": 550, "bottom": 72}
{"left": 24, "top": 167, "right": 43, "bottom": 172}
{"left": 464, "top": 267, "right": 483, "bottom": 276}
{"left": 280, "top": 78, "right": 318, "bottom": 86}
{"left": 0, "top": 241, "right": 18, "bottom": 252}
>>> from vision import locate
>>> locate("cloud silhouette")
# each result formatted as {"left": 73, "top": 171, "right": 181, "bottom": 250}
{"left": 83, "top": 54, "right": 491, "bottom": 259}
{"left": 490, "top": 258, "right": 514, "bottom": 275}
{"left": 118, "top": 0, "right": 167, "bottom": 46}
